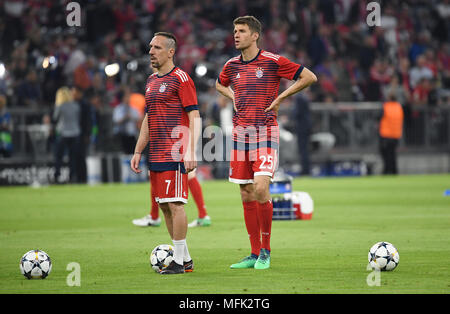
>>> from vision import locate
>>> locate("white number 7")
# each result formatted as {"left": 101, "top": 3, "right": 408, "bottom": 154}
{"left": 165, "top": 180, "right": 171, "bottom": 194}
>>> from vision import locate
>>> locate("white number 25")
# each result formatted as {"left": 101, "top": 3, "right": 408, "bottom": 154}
{"left": 259, "top": 155, "right": 274, "bottom": 170}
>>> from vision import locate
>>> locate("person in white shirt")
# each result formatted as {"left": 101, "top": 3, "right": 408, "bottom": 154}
{"left": 113, "top": 87, "right": 141, "bottom": 155}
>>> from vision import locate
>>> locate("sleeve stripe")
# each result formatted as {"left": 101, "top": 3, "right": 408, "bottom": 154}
{"left": 261, "top": 51, "right": 280, "bottom": 61}
{"left": 226, "top": 56, "right": 240, "bottom": 65}
{"left": 184, "top": 105, "right": 199, "bottom": 112}
{"left": 181, "top": 71, "right": 189, "bottom": 82}
{"left": 175, "top": 69, "right": 189, "bottom": 82}
{"left": 293, "top": 65, "right": 304, "bottom": 80}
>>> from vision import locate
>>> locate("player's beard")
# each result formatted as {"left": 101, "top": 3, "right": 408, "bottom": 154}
{"left": 236, "top": 41, "right": 251, "bottom": 51}
{"left": 151, "top": 60, "right": 160, "bottom": 69}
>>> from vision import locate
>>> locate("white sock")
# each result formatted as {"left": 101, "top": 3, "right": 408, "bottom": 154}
{"left": 172, "top": 239, "right": 185, "bottom": 266}
{"left": 182, "top": 239, "right": 192, "bottom": 262}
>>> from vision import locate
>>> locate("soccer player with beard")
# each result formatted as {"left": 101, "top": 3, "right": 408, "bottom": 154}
{"left": 132, "top": 67, "right": 210, "bottom": 229}
{"left": 216, "top": 16, "right": 317, "bottom": 270}
{"left": 131, "top": 32, "right": 200, "bottom": 274}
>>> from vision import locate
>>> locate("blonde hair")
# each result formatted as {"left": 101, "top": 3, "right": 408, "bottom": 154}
{"left": 0, "top": 94, "right": 6, "bottom": 108}
{"left": 55, "top": 87, "right": 73, "bottom": 107}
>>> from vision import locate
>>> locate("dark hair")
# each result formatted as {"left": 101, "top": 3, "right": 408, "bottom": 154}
{"left": 233, "top": 16, "right": 262, "bottom": 40}
{"left": 387, "top": 92, "right": 397, "bottom": 102}
{"left": 154, "top": 32, "right": 177, "bottom": 50}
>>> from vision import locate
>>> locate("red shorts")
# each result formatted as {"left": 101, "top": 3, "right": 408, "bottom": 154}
{"left": 150, "top": 169, "right": 188, "bottom": 204}
{"left": 229, "top": 147, "right": 278, "bottom": 184}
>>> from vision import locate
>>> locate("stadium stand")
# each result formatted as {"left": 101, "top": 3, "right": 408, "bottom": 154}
{"left": 0, "top": 0, "right": 449, "bottom": 184}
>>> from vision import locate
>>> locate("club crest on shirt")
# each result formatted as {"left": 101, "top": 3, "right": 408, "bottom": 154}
{"left": 159, "top": 83, "right": 167, "bottom": 93}
{"left": 255, "top": 67, "right": 264, "bottom": 78}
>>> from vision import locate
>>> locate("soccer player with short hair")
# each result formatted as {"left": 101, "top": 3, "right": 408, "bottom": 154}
{"left": 131, "top": 32, "right": 200, "bottom": 274}
{"left": 216, "top": 16, "right": 317, "bottom": 270}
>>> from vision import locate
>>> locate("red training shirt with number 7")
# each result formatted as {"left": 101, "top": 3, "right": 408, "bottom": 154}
{"left": 144, "top": 66, "right": 198, "bottom": 173}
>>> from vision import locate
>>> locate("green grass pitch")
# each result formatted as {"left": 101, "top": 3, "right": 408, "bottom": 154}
{"left": 0, "top": 174, "right": 449, "bottom": 294}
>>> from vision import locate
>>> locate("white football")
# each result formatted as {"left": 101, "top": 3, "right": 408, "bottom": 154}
{"left": 368, "top": 242, "right": 399, "bottom": 271}
{"left": 150, "top": 244, "right": 174, "bottom": 272}
{"left": 20, "top": 250, "right": 52, "bottom": 279}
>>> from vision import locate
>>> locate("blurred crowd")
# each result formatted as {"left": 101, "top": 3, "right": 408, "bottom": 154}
{"left": 0, "top": 0, "right": 449, "bottom": 160}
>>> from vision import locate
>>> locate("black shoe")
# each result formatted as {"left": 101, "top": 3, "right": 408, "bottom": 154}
{"left": 160, "top": 261, "right": 185, "bottom": 275}
{"left": 184, "top": 259, "right": 194, "bottom": 272}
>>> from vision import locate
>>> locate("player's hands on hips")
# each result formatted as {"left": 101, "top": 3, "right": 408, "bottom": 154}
{"left": 130, "top": 153, "right": 142, "bottom": 173}
{"left": 265, "top": 98, "right": 281, "bottom": 114}
{"left": 184, "top": 160, "right": 197, "bottom": 173}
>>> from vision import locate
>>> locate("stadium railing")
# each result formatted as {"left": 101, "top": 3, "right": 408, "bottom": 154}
{"left": 1, "top": 103, "right": 448, "bottom": 184}
{"left": 4, "top": 103, "right": 449, "bottom": 158}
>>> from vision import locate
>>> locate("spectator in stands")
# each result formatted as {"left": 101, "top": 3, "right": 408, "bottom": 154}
{"left": 112, "top": 87, "right": 140, "bottom": 155}
{"left": 15, "top": 69, "right": 42, "bottom": 108}
{"left": 53, "top": 87, "right": 81, "bottom": 183}
{"left": 72, "top": 86, "right": 93, "bottom": 183}
{"left": 307, "top": 25, "right": 330, "bottom": 67}
{"left": 2, "top": 0, "right": 449, "bottom": 110}
{"left": 0, "top": 95, "right": 12, "bottom": 157}
{"left": 0, "top": 0, "right": 449, "bottom": 162}
{"left": 368, "top": 58, "right": 394, "bottom": 101}
{"left": 74, "top": 56, "right": 96, "bottom": 90}
{"left": 85, "top": 90, "right": 102, "bottom": 153}
{"left": 409, "top": 31, "right": 431, "bottom": 65}
{"left": 409, "top": 55, "right": 434, "bottom": 89}
{"left": 412, "top": 78, "right": 432, "bottom": 108}
{"left": 397, "top": 57, "right": 412, "bottom": 94}
{"left": 437, "top": 43, "right": 450, "bottom": 88}
{"left": 63, "top": 36, "right": 86, "bottom": 78}
{"left": 112, "top": 1, "right": 137, "bottom": 38}
{"left": 423, "top": 49, "right": 439, "bottom": 77}
{"left": 383, "top": 75, "right": 410, "bottom": 106}
{"left": 314, "top": 58, "right": 338, "bottom": 101}
{"left": 293, "top": 92, "right": 312, "bottom": 176}
{"left": 265, "top": 19, "right": 288, "bottom": 54}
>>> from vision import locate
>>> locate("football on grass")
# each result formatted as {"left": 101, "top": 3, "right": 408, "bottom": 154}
{"left": 20, "top": 250, "right": 52, "bottom": 279}
{"left": 368, "top": 241, "right": 399, "bottom": 271}
{"left": 150, "top": 244, "right": 174, "bottom": 272}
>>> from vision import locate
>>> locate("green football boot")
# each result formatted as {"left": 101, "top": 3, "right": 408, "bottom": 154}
{"left": 230, "top": 255, "right": 258, "bottom": 269}
{"left": 254, "top": 249, "right": 271, "bottom": 270}
{"left": 188, "top": 215, "right": 211, "bottom": 227}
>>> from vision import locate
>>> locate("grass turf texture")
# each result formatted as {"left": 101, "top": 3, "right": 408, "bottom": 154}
{"left": 0, "top": 174, "right": 449, "bottom": 294}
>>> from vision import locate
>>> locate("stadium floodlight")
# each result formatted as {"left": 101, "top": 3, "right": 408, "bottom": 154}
{"left": 42, "top": 58, "right": 49, "bottom": 69}
{"left": 195, "top": 64, "right": 207, "bottom": 77}
{"left": 127, "top": 60, "right": 138, "bottom": 71}
{"left": 0, "top": 62, "right": 5, "bottom": 79}
{"left": 105, "top": 63, "right": 120, "bottom": 77}
{"left": 42, "top": 56, "right": 58, "bottom": 70}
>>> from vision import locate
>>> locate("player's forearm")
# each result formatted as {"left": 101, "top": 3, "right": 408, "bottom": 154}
{"left": 278, "top": 67, "right": 317, "bottom": 101}
{"left": 187, "top": 110, "right": 201, "bottom": 160}
{"left": 134, "top": 114, "right": 149, "bottom": 153}
{"left": 215, "top": 80, "right": 234, "bottom": 101}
